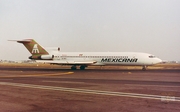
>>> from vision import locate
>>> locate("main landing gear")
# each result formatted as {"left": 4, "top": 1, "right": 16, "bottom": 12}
{"left": 71, "top": 65, "right": 87, "bottom": 70}
{"left": 71, "top": 65, "right": 77, "bottom": 70}
{"left": 142, "top": 65, "right": 147, "bottom": 71}
{"left": 80, "top": 66, "right": 86, "bottom": 70}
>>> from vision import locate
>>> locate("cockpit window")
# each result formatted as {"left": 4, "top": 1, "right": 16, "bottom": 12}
{"left": 149, "top": 55, "right": 156, "bottom": 58}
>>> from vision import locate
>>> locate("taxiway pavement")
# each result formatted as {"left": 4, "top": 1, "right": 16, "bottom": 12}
{"left": 0, "top": 66, "right": 180, "bottom": 112}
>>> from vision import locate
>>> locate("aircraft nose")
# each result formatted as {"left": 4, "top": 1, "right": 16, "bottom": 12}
{"left": 156, "top": 58, "right": 162, "bottom": 64}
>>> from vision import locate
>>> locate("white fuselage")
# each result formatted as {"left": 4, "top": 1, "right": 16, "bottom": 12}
{"left": 41, "top": 52, "right": 162, "bottom": 66}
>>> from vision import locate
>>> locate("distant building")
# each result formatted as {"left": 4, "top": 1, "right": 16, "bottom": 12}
{"left": 169, "top": 61, "right": 177, "bottom": 63}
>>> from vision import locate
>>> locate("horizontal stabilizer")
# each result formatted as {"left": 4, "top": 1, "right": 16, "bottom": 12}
{"left": 8, "top": 39, "right": 32, "bottom": 43}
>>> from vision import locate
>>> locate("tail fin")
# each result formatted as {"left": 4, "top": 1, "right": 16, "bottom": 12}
{"left": 10, "top": 39, "right": 49, "bottom": 58}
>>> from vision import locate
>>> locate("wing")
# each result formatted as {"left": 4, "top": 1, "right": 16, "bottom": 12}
{"left": 36, "top": 60, "right": 97, "bottom": 65}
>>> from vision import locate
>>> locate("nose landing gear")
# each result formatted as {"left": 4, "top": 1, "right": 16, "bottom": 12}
{"left": 142, "top": 65, "right": 147, "bottom": 70}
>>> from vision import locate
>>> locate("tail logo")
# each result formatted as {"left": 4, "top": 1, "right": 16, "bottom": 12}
{"left": 32, "top": 44, "right": 39, "bottom": 53}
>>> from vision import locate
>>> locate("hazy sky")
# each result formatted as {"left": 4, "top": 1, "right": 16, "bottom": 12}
{"left": 0, "top": 0, "right": 180, "bottom": 61}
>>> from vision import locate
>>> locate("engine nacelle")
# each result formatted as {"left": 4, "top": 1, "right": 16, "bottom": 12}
{"left": 29, "top": 55, "right": 38, "bottom": 60}
{"left": 40, "top": 55, "right": 54, "bottom": 60}
{"left": 46, "top": 47, "right": 60, "bottom": 51}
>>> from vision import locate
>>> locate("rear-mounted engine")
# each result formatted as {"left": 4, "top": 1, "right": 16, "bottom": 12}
{"left": 29, "top": 55, "right": 54, "bottom": 60}
{"left": 40, "top": 55, "right": 54, "bottom": 60}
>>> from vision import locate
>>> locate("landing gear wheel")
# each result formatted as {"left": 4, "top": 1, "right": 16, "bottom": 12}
{"left": 71, "top": 65, "right": 77, "bottom": 70}
{"left": 142, "top": 65, "right": 147, "bottom": 71}
{"left": 80, "top": 66, "right": 86, "bottom": 70}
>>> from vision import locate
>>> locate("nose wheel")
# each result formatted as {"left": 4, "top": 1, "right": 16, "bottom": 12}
{"left": 142, "top": 65, "right": 147, "bottom": 70}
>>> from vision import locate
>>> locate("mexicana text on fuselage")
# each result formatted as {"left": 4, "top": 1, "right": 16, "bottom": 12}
{"left": 101, "top": 58, "right": 138, "bottom": 63}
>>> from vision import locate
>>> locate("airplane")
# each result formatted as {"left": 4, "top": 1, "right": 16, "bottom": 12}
{"left": 10, "top": 39, "right": 162, "bottom": 70}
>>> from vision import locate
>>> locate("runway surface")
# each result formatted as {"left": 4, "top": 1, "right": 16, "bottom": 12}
{"left": 0, "top": 66, "right": 180, "bottom": 112}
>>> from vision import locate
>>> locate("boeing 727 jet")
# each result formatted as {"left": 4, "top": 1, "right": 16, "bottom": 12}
{"left": 11, "top": 39, "right": 162, "bottom": 70}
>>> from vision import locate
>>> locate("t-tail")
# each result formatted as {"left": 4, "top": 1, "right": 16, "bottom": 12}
{"left": 10, "top": 39, "right": 53, "bottom": 60}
